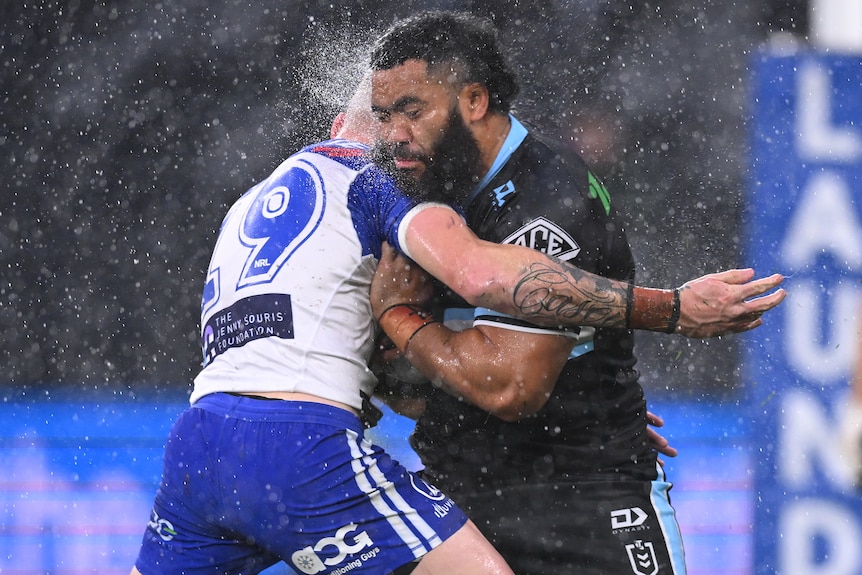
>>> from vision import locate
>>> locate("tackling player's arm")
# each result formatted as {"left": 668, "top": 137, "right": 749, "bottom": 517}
{"left": 371, "top": 246, "right": 679, "bottom": 461}
{"left": 371, "top": 238, "right": 570, "bottom": 421}
{"left": 405, "top": 323, "right": 570, "bottom": 422}
{"left": 400, "top": 206, "right": 786, "bottom": 338}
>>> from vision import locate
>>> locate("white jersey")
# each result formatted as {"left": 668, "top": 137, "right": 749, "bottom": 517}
{"left": 190, "top": 139, "right": 428, "bottom": 409}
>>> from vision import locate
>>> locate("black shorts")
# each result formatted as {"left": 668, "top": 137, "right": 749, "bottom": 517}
{"left": 450, "top": 466, "right": 686, "bottom": 575}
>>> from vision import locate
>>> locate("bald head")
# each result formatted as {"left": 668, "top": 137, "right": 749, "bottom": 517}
{"left": 330, "top": 75, "right": 379, "bottom": 143}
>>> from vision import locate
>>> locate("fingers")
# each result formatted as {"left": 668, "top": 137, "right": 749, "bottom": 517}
{"left": 645, "top": 426, "right": 679, "bottom": 458}
{"left": 645, "top": 411, "right": 679, "bottom": 458}
{"left": 701, "top": 268, "right": 756, "bottom": 285}
{"left": 645, "top": 411, "right": 664, "bottom": 427}
{"left": 661, "top": 445, "right": 679, "bottom": 458}
{"left": 732, "top": 317, "right": 764, "bottom": 334}
{"left": 380, "top": 241, "right": 394, "bottom": 260}
{"left": 744, "top": 287, "right": 787, "bottom": 313}
{"left": 739, "top": 273, "right": 785, "bottom": 300}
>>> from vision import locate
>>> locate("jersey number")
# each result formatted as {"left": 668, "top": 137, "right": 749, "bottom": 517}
{"left": 238, "top": 160, "right": 326, "bottom": 287}
{"left": 201, "top": 160, "right": 325, "bottom": 316}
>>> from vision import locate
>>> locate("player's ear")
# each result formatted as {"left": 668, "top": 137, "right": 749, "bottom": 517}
{"left": 461, "top": 83, "right": 489, "bottom": 121}
{"left": 331, "top": 113, "right": 346, "bottom": 138}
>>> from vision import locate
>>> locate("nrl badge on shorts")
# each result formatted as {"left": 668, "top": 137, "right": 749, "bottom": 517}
{"left": 625, "top": 539, "right": 658, "bottom": 575}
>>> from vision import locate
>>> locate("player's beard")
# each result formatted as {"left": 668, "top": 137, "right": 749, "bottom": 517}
{"left": 373, "top": 106, "right": 482, "bottom": 205}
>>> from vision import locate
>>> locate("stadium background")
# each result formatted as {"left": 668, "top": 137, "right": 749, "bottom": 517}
{"left": 5, "top": 1, "right": 854, "bottom": 574}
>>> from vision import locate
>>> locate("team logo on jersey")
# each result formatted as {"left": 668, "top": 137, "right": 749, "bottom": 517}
{"left": 501, "top": 217, "right": 580, "bottom": 261}
{"left": 625, "top": 540, "right": 659, "bottom": 575}
{"left": 409, "top": 474, "right": 448, "bottom": 501}
{"left": 493, "top": 180, "right": 517, "bottom": 207}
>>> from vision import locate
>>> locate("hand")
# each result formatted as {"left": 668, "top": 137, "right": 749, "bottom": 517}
{"left": 371, "top": 242, "right": 435, "bottom": 321}
{"left": 676, "top": 269, "right": 786, "bottom": 338}
{"left": 646, "top": 411, "right": 678, "bottom": 467}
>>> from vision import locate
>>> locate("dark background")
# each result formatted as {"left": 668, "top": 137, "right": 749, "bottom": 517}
{"left": 1, "top": 0, "right": 807, "bottom": 401}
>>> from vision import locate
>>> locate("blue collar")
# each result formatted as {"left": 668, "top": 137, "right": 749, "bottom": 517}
{"left": 466, "top": 114, "right": 528, "bottom": 207}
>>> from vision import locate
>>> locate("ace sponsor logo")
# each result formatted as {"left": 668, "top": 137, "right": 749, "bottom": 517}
{"left": 501, "top": 217, "right": 580, "bottom": 262}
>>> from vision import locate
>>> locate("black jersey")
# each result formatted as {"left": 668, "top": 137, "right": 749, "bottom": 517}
{"left": 410, "top": 117, "right": 657, "bottom": 496}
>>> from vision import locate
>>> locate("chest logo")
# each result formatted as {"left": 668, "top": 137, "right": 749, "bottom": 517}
{"left": 492, "top": 180, "right": 516, "bottom": 207}
{"left": 501, "top": 217, "right": 581, "bottom": 261}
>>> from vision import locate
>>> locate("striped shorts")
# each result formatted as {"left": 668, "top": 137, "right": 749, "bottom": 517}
{"left": 134, "top": 392, "right": 467, "bottom": 575}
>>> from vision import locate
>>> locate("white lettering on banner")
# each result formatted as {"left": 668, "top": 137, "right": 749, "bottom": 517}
{"left": 779, "top": 498, "right": 862, "bottom": 575}
{"left": 778, "top": 390, "right": 856, "bottom": 489}
{"left": 797, "top": 62, "right": 862, "bottom": 162}
{"left": 784, "top": 280, "right": 861, "bottom": 382}
{"left": 780, "top": 171, "right": 862, "bottom": 271}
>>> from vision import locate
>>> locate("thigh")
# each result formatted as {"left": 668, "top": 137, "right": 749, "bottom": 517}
{"left": 134, "top": 406, "right": 280, "bottom": 575}
{"left": 460, "top": 478, "right": 687, "bottom": 575}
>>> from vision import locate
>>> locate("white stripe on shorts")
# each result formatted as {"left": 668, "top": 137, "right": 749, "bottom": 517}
{"left": 346, "top": 429, "right": 442, "bottom": 557}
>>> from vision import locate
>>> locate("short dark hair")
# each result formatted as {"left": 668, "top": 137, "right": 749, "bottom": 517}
{"left": 370, "top": 11, "right": 519, "bottom": 113}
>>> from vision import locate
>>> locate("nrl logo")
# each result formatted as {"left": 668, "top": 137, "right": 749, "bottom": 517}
{"left": 501, "top": 217, "right": 580, "bottom": 262}
{"left": 625, "top": 540, "right": 659, "bottom": 575}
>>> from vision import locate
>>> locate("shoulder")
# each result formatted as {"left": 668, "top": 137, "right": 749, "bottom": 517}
{"left": 521, "top": 127, "right": 591, "bottom": 176}
{"left": 516, "top": 127, "right": 614, "bottom": 217}
{"left": 300, "top": 138, "right": 373, "bottom": 171}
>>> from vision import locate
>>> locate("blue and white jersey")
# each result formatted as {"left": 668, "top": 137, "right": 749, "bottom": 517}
{"left": 190, "top": 139, "right": 427, "bottom": 409}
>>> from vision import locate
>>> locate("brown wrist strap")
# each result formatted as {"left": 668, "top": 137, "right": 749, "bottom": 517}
{"left": 377, "top": 304, "right": 436, "bottom": 351}
{"left": 404, "top": 320, "right": 439, "bottom": 353}
{"left": 628, "top": 286, "right": 680, "bottom": 333}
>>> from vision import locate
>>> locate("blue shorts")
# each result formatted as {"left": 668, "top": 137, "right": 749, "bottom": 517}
{"left": 135, "top": 393, "right": 468, "bottom": 575}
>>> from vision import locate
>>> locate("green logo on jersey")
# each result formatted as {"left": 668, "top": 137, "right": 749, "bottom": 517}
{"left": 588, "top": 171, "right": 611, "bottom": 215}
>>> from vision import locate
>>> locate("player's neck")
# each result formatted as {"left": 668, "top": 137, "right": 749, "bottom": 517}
{"left": 474, "top": 113, "right": 511, "bottom": 178}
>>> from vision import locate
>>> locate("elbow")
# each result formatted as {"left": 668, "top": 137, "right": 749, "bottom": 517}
{"left": 488, "top": 379, "right": 551, "bottom": 422}
{"left": 446, "top": 267, "right": 502, "bottom": 309}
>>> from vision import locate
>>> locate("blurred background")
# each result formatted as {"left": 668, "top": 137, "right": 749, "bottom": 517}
{"left": 1, "top": 0, "right": 808, "bottom": 398}
{"left": 7, "top": 1, "right": 861, "bottom": 574}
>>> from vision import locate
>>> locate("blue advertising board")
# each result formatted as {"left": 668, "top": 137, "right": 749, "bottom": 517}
{"left": 0, "top": 394, "right": 751, "bottom": 574}
{"left": 748, "top": 52, "right": 862, "bottom": 574}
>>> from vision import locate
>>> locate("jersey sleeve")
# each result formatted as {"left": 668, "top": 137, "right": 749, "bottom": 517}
{"left": 396, "top": 202, "right": 453, "bottom": 261}
{"left": 349, "top": 165, "right": 418, "bottom": 257}
{"left": 350, "top": 165, "right": 455, "bottom": 261}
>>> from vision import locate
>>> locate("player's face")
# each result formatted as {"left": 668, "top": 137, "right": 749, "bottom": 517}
{"left": 371, "top": 60, "right": 466, "bottom": 181}
{"left": 371, "top": 60, "right": 481, "bottom": 203}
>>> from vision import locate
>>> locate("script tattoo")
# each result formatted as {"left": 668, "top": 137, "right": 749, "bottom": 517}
{"left": 513, "top": 262, "right": 627, "bottom": 328}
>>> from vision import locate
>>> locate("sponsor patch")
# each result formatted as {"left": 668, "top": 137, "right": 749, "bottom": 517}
{"left": 501, "top": 217, "right": 580, "bottom": 261}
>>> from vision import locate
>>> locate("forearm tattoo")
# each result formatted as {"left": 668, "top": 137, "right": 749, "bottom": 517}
{"left": 512, "top": 261, "right": 628, "bottom": 328}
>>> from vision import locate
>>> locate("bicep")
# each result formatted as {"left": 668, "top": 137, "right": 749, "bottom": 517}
{"left": 402, "top": 205, "right": 504, "bottom": 298}
{"left": 471, "top": 324, "right": 576, "bottom": 407}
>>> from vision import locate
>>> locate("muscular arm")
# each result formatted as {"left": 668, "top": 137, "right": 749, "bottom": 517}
{"left": 371, "top": 246, "right": 679, "bottom": 455}
{"left": 401, "top": 323, "right": 575, "bottom": 422}
{"left": 402, "top": 206, "right": 786, "bottom": 338}
{"left": 403, "top": 206, "right": 628, "bottom": 327}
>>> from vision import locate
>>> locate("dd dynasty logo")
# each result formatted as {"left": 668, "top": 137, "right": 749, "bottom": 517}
{"left": 610, "top": 506, "right": 648, "bottom": 532}
{"left": 501, "top": 217, "right": 580, "bottom": 262}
